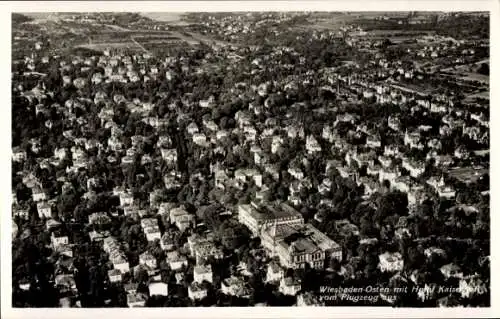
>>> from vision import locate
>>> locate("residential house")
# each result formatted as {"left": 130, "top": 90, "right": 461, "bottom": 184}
{"left": 188, "top": 282, "right": 208, "bottom": 301}
{"left": 279, "top": 277, "right": 301, "bottom": 296}
{"left": 127, "top": 293, "right": 146, "bottom": 307}
{"left": 404, "top": 130, "right": 424, "bottom": 150}
{"left": 193, "top": 264, "right": 213, "bottom": 284}
{"left": 306, "top": 135, "right": 322, "bottom": 154}
{"left": 440, "top": 263, "right": 463, "bottom": 279}
{"left": 32, "top": 187, "right": 47, "bottom": 202}
{"left": 37, "top": 201, "right": 52, "bottom": 219}
{"left": 166, "top": 251, "right": 188, "bottom": 271}
{"left": 221, "top": 276, "right": 252, "bottom": 298}
{"left": 149, "top": 282, "right": 168, "bottom": 296}
{"left": 108, "top": 269, "right": 122, "bottom": 283}
{"left": 265, "top": 261, "right": 284, "bottom": 284}
{"left": 119, "top": 192, "right": 134, "bottom": 207}
{"left": 51, "top": 232, "right": 69, "bottom": 250}
{"left": 402, "top": 157, "right": 426, "bottom": 178}
{"left": 378, "top": 252, "right": 404, "bottom": 273}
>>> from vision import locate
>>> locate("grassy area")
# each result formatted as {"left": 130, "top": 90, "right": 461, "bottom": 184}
{"left": 448, "top": 167, "right": 488, "bottom": 184}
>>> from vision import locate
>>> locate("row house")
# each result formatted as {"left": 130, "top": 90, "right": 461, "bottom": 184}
{"left": 265, "top": 261, "right": 285, "bottom": 284}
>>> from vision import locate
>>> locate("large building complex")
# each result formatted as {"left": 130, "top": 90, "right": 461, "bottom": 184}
{"left": 238, "top": 201, "right": 304, "bottom": 236}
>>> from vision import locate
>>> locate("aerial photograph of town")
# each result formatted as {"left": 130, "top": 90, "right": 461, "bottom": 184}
{"left": 10, "top": 10, "right": 490, "bottom": 309}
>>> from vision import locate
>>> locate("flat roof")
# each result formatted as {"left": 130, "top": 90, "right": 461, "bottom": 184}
{"left": 242, "top": 202, "right": 302, "bottom": 221}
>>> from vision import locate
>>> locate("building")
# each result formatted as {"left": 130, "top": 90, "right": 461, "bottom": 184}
{"left": 51, "top": 232, "right": 69, "bottom": 250}
{"left": 108, "top": 269, "right": 122, "bottom": 283}
{"left": 440, "top": 263, "right": 463, "bottom": 279}
{"left": 188, "top": 282, "right": 208, "bottom": 301}
{"left": 37, "top": 201, "right": 52, "bottom": 219}
{"left": 119, "top": 192, "right": 134, "bottom": 207}
{"left": 279, "top": 277, "right": 301, "bottom": 296}
{"left": 261, "top": 223, "right": 342, "bottom": 269}
{"left": 170, "top": 206, "right": 195, "bottom": 232}
{"left": 160, "top": 232, "right": 177, "bottom": 251}
{"left": 306, "top": 135, "right": 322, "bottom": 154}
{"left": 193, "top": 264, "right": 213, "bottom": 284}
{"left": 265, "top": 261, "right": 284, "bottom": 284}
{"left": 238, "top": 201, "right": 304, "bottom": 236}
{"left": 149, "top": 282, "right": 168, "bottom": 296}
{"left": 166, "top": 251, "right": 188, "bottom": 271}
{"left": 54, "top": 274, "right": 77, "bottom": 294}
{"left": 402, "top": 157, "right": 426, "bottom": 178}
{"left": 144, "top": 226, "right": 162, "bottom": 242}
{"left": 220, "top": 276, "right": 252, "bottom": 298}
{"left": 127, "top": 293, "right": 146, "bottom": 307}
{"left": 378, "top": 252, "right": 404, "bottom": 273}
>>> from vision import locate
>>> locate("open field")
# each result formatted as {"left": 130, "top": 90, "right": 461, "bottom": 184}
{"left": 460, "top": 73, "right": 489, "bottom": 84}
{"left": 77, "top": 42, "right": 144, "bottom": 52}
{"left": 448, "top": 166, "right": 488, "bottom": 184}
{"left": 466, "top": 90, "right": 489, "bottom": 101}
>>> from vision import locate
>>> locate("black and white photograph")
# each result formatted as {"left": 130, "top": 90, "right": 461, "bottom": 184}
{"left": 3, "top": 1, "right": 498, "bottom": 317}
